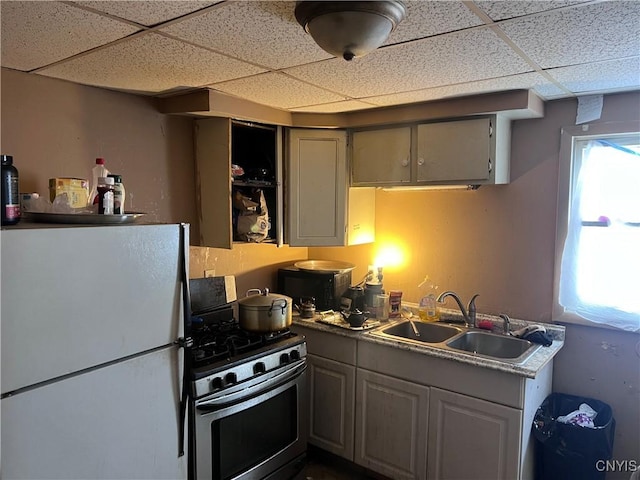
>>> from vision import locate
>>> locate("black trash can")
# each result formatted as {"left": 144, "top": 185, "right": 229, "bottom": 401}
{"left": 533, "top": 392, "right": 616, "bottom": 480}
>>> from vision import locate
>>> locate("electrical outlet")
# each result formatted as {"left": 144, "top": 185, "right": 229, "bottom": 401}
{"left": 205, "top": 269, "right": 216, "bottom": 278}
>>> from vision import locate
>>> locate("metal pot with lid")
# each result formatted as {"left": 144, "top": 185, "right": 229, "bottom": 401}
{"left": 238, "top": 288, "right": 293, "bottom": 332}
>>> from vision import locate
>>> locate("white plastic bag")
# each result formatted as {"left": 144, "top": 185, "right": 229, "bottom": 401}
{"left": 234, "top": 189, "right": 269, "bottom": 243}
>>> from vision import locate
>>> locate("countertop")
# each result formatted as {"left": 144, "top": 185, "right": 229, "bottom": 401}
{"left": 292, "top": 308, "right": 565, "bottom": 379}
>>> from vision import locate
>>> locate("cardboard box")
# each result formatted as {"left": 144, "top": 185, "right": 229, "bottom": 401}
{"left": 49, "top": 178, "right": 89, "bottom": 208}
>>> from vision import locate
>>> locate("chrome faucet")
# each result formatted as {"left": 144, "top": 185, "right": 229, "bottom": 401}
{"left": 499, "top": 314, "right": 512, "bottom": 335}
{"left": 436, "top": 291, "right": 479, "bottom": 328}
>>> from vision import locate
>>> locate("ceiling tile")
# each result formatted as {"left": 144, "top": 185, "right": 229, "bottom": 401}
{"left": 0, "top": 1, "right": 139, "bottom": 71}
{"left": 545, "top": 57, "right": 640, "bottom": 95}
{"left": 475, "top": 1, "right": 588, "bottom": 21}
{"left": 291, "top": 100, "right": 378, "bottom": 113}
{"left": 285, "top": 28, "right": 533, "bottom": 99}
{"left": 385, "top": 1, "right": 483, "bottom": 45}
{"left": 212, "top": 72, "right": 346, "bottom": 109}
{"left": 73, "top": 1, "right": 218, "bottom": 27}
{"left": 499, "top": 1, "right": 640, "bottom": 69}
{"left": 364, "top": 72, "right": 567, "bottom": 106}
{"left": 37, "top": 32, "right": 266, "bottom": 94}
{"left": 160, "top": 1, "right": 331, "bottom": 69}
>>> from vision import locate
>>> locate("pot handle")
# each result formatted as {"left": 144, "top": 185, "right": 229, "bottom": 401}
{"left": 269, "top": 298, "right": 288, "bottom": 316}
{"left": 246, "top": 288, "right": 263, "bottom": 297}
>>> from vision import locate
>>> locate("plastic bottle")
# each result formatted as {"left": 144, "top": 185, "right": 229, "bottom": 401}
{"left": 108, "top": 174, "right": 125, "bottom": 214}
{"left": 1, "top": 154, "right": 21, "bottom": 225}
{"left": 418, "top": 275, "right": 439, "bottom": 322}
{"left": 97, "top": 176, "right": 115, "bottom": 214}
{"left": 88, "top": 158, "right": 109, "bottom": 206}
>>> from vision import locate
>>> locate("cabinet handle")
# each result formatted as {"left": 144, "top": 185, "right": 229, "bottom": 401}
{"left": 488, "top": 158, "right": 492, "bottom": 173}
{"left": 417, "top": 157, "right": 425, "bottom": 166}
{"left": 401, "top": 157, "right": 409, "bottom": 167}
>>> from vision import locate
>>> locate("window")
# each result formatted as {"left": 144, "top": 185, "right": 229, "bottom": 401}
{"left": 553, "top": 122, "right": 640, "bottom": 332}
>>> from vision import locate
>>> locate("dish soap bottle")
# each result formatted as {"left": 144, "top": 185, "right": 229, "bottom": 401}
{"left": 418, "top": 275, "right": 439, "bottom": 322}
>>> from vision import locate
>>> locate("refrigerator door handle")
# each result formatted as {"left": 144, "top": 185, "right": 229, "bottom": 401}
{"left": 177, "top": 223, "right": 192, "bottom": 458}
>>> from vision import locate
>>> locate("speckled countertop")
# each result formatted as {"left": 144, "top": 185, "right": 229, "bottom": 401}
{"left": 292, "top": 307, "right": 565, "bottom": 379}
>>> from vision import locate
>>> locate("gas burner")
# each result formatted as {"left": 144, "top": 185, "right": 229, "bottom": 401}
{"left": 261, "top": 329, "right": 294, "bottom": 343}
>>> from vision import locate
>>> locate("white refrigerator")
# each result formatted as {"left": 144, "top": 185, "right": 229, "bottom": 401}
{"left": 1, "top": 222, "right": 189, "bottom": 479}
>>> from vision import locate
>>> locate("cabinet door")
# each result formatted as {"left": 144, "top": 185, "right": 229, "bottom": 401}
{"left": 416, "top": 117, "right": 492, "bottom": 183}
{"left": 195, "top": 117, "right": 233, "bottom": 248}
{"left": 352, "top": 127, "right": 412, "bottom": 185}
{"left": 428, "top": 387, "right": 522, "bottom": 480}
{"left": 355, "top": 369, "right": 429, "bottom": 480}
{"left": 307, "top": 354, "right": 356, "bottom": 460}
{"left": 287, "top": 129, "right": 347, "bottom": 246}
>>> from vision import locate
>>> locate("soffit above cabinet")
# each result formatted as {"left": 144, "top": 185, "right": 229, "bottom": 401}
{"left": 158, "top": 88, "right": 545, "bottom": 127}
{"left": 1, "top": 1, "right": 638, "bottom": 114}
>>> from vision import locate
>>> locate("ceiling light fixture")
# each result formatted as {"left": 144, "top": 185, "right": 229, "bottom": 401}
{"left": 295, "top": 1, "right": 407, "bottom": 61}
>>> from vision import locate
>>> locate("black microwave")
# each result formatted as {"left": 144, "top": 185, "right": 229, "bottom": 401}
{"left": 277, "top": 267, "right": 352, "bottom": 311}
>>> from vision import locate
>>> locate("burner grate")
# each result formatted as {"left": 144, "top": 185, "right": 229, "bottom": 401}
{"left": 190, "top": 312, "right": 296, "bottom": 370}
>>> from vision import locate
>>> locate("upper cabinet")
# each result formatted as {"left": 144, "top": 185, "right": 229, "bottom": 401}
{"left": 351, "top": 114, "right": 510, "bottom": 188}
{"left": 195, "top": 118, "right": 283, "bottom": 249}
{"left": 352, "top": 127, "right": 412, "bottom": 185}
{"left": 287, "top": 129, "right": 375, "bottom": 247}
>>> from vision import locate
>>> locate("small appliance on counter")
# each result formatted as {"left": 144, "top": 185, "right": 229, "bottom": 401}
{"left": 340, "top": 285, "right": 365, "bottom": 312}
{"left": 277, "top": 260, "right": 353, "bottom": 311}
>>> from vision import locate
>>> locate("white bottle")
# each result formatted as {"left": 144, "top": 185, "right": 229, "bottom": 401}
{"left": 108, "top": 174, "right": 125, "bottom": 214}
{"left": 88, "top": 157, "right": 109, "bottom": 206}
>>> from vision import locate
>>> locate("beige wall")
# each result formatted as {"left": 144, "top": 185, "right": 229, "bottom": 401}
{"left": 2, "top": 67, "right": 638, "bottom": 474}
{"left": 0, "top": 68, "right": 309, "bottom": 293}
{"left": 1, "top": 68, "right": 198, "bottom": 230}
{"left": 189, "top": 243, "right": 307, "bottom": 296}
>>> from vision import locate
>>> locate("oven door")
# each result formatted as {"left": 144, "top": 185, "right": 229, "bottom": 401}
{"left": 195, "top": 360, "right": 308, "bottom": 480}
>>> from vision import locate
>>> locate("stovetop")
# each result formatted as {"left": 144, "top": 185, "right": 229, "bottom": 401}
{"left": 189, "top": 309, "right": 305, "bottom": 384}
{"left": 191, "top": 317, "right": 294, "bottom": 368}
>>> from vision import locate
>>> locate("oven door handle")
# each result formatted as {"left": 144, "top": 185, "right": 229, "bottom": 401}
{"left": 196, "top": 360, "right": 306, "bottom": 410}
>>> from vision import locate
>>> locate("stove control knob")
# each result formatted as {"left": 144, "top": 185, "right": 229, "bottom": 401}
{"left": 253, "top": 362, "right": 266, "bottom": 375}
{"left": 280, "top": 353, "right": 290, "bottom": 365}
{"left": 290, "top": 349, "right": 300, "bottom": 361}
{"left": 225, "top": 372, "right": 237, "bottom": 385}
{"left": 210, "top": 377, "right": 223, "bottom": 391}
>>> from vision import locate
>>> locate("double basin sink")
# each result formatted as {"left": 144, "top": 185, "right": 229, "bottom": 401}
{"left": 371, "top": 320, "right": 542, "bottom": 365}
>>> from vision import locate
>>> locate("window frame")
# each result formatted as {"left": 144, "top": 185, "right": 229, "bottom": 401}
{"left": 553, "top": 120, "right": 640, "bottom": 331}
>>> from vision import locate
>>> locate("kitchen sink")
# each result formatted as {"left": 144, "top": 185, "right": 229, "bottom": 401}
{"left": 445, "top": 330, "right": 541, "bottom": 363}
{"left": 374, "top": 320, "right": 463, "bottom": 344}
{"left": 371, "top": 320, "right": 543, "bottom": 365}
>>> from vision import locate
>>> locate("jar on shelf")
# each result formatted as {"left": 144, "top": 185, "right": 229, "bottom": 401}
{"left": 97, "top": 176, "right": 115, "bottom": 215}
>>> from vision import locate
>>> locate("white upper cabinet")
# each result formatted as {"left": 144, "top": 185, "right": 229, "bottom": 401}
{"left": 351, "top": 114, "right": 510, "bottom": 188}
{"left": 352, "top": 127, "right": 412, "bottom": 185}
{"left": 287, "top": 128, "right": 374, "bottom": 247}
{"left": 416, "top": 117, "right": 493, "bottom": 183}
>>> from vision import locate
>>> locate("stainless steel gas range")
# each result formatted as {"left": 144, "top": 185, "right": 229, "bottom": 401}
{"left": 186, "top": 281, "right": 308, "bottom": 480}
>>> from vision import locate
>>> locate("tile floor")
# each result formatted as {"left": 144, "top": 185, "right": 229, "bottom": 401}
{"left": 302, "top": 448, "right": 386, "bottom": 480}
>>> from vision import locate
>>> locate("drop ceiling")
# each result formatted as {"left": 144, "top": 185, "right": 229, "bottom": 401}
{"left": 1, "top": 1, "right": 639, "bottom": 113}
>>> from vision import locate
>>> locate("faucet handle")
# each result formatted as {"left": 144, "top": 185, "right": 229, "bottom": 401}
{"left": 499, "top": 314, "right": 511, "bottom": 335}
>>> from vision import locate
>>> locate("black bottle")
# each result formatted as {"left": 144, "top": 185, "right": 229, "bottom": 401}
{"left": 1, "top": 154, "right": 21, "bottom": 225}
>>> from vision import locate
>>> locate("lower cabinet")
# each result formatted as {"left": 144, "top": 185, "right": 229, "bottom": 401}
{"left": 355, "top": 369, "right": 429, "bottom": 480}
{"left": 294, "top": 324, "right": 552, "bottom": 480}
{"left": 307, "top": 354, "right": 356, "bottom": 460}
{"left": 427, "top": 387, "right": 522, "bottom": 480}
